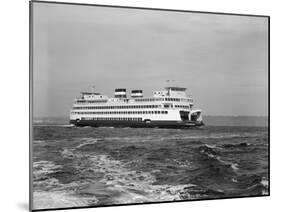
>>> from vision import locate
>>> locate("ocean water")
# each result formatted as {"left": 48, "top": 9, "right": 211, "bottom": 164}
{"left": 32, "top": 123, "right": 269, "bottom": 210}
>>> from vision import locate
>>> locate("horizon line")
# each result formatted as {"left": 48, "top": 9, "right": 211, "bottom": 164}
{"left": 33, "top": 115, "right": 269, "bottom": 119}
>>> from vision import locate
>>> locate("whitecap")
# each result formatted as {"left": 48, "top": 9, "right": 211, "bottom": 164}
{"left": 33, "top": 140, "right": 45, "bottom": 144}
{"left": 230, "top": 163, "right": 239, "bottom": 170}
{"left": 205, "top": 144, "right": 216, "bottom": 149}
{"left": 60, "top": 149, "right": 75, "bottom": 159}
{"left": 173, "top": 159, "right": 191, "bottom": 168}
{"left": 260, "top": 177, "right": 269, "bottom": 188}
{"left": 231, "top": 178, "right": 238, "bottom": 183}
{"left": 76, "top": 138, "right": 99, "bottom": 148}
{"left": 33, "top": 190, "right": 98, "bottom": 210}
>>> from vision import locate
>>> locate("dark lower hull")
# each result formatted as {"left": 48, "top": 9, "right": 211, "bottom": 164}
{"left": 70, "top": 119, "right": 204, "bottom": 129}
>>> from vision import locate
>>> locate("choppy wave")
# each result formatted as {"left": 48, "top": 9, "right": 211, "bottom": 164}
{"left": 33, "top": 190, "right": 98, "bottom": 210}
{"left": 32, "top": 125, "right": 269, "bottom": 209}
{"left": 33, "top": 161, "right": 63, "bottom": 190}
{"left": 198, "top": 144, "right": 240, "bottom": 172}
{"left": 33, "top": 161, "right": 62, "bottom": 180}
{"left": 76, "top": 138, "right": 99, "bottom": 149}
{"left": 240, "top": 175, "right": 269, "bottom": 196}
{"left": 222, "top": 142, "right": 250, "bottom": 148}
{"left": 100, "top": 133, "right": 262, "bottom": 143}
{"left": 82, "top": 154, "right": 203, "bottom": 203}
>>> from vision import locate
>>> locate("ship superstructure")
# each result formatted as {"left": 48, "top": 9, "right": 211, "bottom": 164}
{"left": 70, "top": 87, "right": 203, "bottom": 128}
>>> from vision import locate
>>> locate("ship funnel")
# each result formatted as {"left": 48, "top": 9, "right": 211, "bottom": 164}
{"left": 114, "top": 88, "right": 127, "bottom": 98}
{"left": 131, "top": 90, "right": 143, "bottom": 98}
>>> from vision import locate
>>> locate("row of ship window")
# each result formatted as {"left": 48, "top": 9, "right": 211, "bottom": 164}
{"left": 73, "top": 105, "right": 189, "bottom": 110}
{"left": 81, "top": 117, "right": 142, "bottom": 121}
{"left": 76, "top": 100, "right": 107, "bottom": 103}
{"left": 135, "top": 98, "right": 192, "bottom": 102}
{"left": 175, "top": 105, "right": 189, "bottom": 108}
{"left": 72, "top": 110, "right": 169, "bottom": 115}
{"left": 73, "top": 105, "right": 161, "bottom": 110}
{"left": 75, "top": 98, "right": 193, "bottom": 104}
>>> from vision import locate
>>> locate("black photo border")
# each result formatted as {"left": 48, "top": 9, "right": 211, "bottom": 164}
{"left": 29, "top": 0, "right": 270, "bottom": 211}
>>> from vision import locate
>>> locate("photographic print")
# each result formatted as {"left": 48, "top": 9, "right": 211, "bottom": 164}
{"left": 30, "top": 1, "right": 269, "bottom": 211}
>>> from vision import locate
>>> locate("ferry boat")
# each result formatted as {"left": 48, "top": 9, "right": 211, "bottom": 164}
{"left": 70, "top": 86, "right": 204, "bottom": 128}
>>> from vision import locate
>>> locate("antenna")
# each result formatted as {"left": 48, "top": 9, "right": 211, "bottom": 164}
{"left": 165, "top": 79, "right": 175, "bottom": 86}
{"left": 92, "top": 85, "right": 95, "bottom": 93}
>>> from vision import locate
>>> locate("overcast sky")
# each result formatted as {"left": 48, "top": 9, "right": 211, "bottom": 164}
{"left": 32, "top": 2, "right": 268, "bottom": 117}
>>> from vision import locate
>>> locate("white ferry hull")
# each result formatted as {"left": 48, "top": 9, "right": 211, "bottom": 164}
{"left": 70, "top": 119, "right": 204, "bottom": 128}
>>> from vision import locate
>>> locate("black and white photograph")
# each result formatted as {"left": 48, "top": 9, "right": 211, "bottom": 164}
{"left": 30, "top": 1, "right": 269, "bottom": 211}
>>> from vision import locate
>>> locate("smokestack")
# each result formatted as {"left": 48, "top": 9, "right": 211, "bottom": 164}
{"left": 114, "top": 88, "right": 127, "bottom": 98}
{"left": 131, "top": 90, "right": 143, "bottom": 98}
